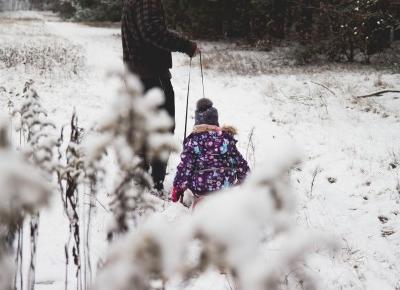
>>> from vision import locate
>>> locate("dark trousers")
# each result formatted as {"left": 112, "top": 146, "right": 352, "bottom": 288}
{"left": 141, "top": 77, "right": 175, "bottom": 188}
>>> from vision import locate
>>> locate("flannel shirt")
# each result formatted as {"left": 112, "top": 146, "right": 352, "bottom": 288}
{"left": 122, "top": 0, "right": 196, "bottom": 78}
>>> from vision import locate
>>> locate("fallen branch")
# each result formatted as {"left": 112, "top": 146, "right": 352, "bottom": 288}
{"left": 356, "top": 90, "right": 400, "bottom": 99}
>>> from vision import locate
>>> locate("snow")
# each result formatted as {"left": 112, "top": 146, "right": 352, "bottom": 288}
{"left": 1, "top": 10, "right": 400, "bottom": 290}
{"left": 96, "top": 152, "right": 338, "bottom": 290}
{"left": 0, "top": 114, "right": 51, "bottom": 222}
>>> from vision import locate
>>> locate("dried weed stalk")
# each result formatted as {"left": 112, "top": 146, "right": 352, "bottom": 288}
{"left": 0, "top": 115, "right": 51, "bottom": 290}
{"left": 82, "top": 71, "right": 177, "bottom": 241}
{"left": 9, "top": 80, "right": 59, "bottom": 290}
{"left": 96, "top": 153, "right": 338, "bottom": 290}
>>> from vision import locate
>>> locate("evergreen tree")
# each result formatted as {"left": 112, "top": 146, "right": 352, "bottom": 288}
{"left": 29, "top": 0, "right": 399, "bottom": 62}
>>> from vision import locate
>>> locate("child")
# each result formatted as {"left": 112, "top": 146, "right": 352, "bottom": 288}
{"left": 171, "top": 98, "right": 250, "bottom": 205}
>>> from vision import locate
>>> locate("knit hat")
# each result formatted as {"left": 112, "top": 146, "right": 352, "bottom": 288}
{"left": 195, "top": 98, "right": 219, "bottom": 126}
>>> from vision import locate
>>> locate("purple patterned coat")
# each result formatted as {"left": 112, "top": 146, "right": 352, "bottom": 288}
{"left": 173, "top": 125, "right": 250, "bottom": 195}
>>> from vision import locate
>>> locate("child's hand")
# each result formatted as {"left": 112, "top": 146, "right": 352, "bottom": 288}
{"left": 171, "top": 187, "right": 183, "bottom": 203}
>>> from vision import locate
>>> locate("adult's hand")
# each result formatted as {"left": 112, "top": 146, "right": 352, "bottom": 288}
{"left": 192, "top": 46, "right": 201, "bottom": 58}
{"left": 189, "top": 42, "right": 201, "bottom": 58}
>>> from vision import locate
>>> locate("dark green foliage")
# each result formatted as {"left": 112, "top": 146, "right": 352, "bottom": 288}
{"left": 163, "top": 0, "right": 273, "bottom": 40}
{"left": 301, "top": 0, "right": 400, "bottom": 62}
{"left": 52, "top": 1, "right": 76, "bottom": 18}
{"left": 72, "top": 0, "right": 123, "bottom": 21}
{"left": 40, "top": 0, "right": 122, "bottom": 21}
{"left": 42, "top": 0, "right": 399, "bottom": 63}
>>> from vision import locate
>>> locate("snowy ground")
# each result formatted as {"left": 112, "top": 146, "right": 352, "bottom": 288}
{"left": 1, "top": 11, "right": 400, "bottom": 290}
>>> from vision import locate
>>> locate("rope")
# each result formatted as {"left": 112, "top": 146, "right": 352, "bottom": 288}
{"left": 184, "top": 57, "right": 192, "bottom": 140}
{"left": 199, "top": 51, "right": 205, "bottom": 98}
{"left": 183, "top": 53, "right": 206, "bottom": 140}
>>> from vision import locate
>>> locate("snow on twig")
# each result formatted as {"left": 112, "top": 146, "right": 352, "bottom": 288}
{"left": 0, "top": 114, "right": 51, "bottom": 290}
{"left": 81, "top": 70, "right": 177, "bottom": 240}
{"left": 96, "top": 148, "right": 339, "bottom": 290}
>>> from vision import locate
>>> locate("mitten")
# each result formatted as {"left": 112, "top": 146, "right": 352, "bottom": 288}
{"left": 171, "top": 187, "right": 183, "bottom": 203}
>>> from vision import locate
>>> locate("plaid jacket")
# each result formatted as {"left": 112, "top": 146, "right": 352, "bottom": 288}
{"left": 122, "top": 0, "right": 196, "bottom": 78}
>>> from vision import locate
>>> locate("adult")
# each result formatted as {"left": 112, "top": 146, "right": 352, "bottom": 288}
{"left": 121, "top": 0, "right": 199, "bottom": 192}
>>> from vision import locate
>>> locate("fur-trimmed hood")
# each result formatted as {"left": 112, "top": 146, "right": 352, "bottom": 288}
{"left": 192, "top": 124, "right": 237, "bottom": 135}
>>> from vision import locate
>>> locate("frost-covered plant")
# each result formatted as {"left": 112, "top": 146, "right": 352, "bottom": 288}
{"left": 0, "top": 0, "right": 31, "bottom": 11}
{"left": 95, "top": 148, "right": 338, "bottom": 290}
{"left": 9, "top": 79, "right": 59, "bottom": 290}
{"left": 82, "top": 70, "right": 177, "bottom": 240}
{"left": 0, "top": 39, "right": 85, "bottom": 76}
{"left": 0, "top": 114, "right": 51, "bottom": 290}
{"left": 11, "top": 80, "right": 59, "bottom": 175}
{"left": 56, "top": 111, "right": 85, "bottom": 290}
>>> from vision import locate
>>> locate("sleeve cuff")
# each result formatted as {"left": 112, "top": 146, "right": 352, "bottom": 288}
{"left": 185, "top": 41, "right": 197, "bottom": 57}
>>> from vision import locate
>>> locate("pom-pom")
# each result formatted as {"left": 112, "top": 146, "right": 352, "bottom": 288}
{"left": 196, "top": 98, "right": 213, "bottom": 112}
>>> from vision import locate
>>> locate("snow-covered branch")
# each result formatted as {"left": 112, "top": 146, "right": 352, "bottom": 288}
{"left": 82, "top": 70, "right": 177, "bottom": 240}
{"left": 0, "top": 114, "right": 51, "bottom": 290}
{"left": 8, "top": 80, "right": 60, "bottom": 290}
{"left": 95, "top": 148, "right": 338, "bottom": 290}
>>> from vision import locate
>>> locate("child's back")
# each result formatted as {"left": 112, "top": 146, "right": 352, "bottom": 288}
{"left": 171, "top": 99, "right": 249, "bottom": 202}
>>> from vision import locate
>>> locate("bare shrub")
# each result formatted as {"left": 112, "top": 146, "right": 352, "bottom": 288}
{"left": 0, "top": 114, "right": 51, "bottom": 290}
{"left": 187, "top": 46, "right": 295, "bottom": 75}
{"left": 8, "top": 80, "right": 92, "bottom": 290}
{"left": 373, "top": 74, "right": 388, "bottom": 88}
{"left": 0, "top": 1, "right": 32, "bottom": 12}
{"left": 371, "top": 41, "right": 400, "bottom": 73}
{"left": 9, "top": 79, "right": 59, "bottom": 290}
{"left": 0, "top": 39, "right": 85, "bottom": 76}
{"left": 56, "top": 111, "right": 86, "bottom": 290}
{"left": 82, "top": 70, "right": 177, "bottom": 240}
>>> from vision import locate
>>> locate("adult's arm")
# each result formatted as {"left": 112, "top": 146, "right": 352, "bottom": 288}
{"left": 136, "top": 0, "right": 196, "bottom": 56}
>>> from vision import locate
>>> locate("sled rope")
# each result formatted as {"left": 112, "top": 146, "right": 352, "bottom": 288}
{"left": 184, "top": 58, "right": 192, "bottom": 140}
{"left": 200, "top": 51, "right": 206, "bottom": 99}
{"left": 184, "top": 53, "right": 206, "bottom": 140}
